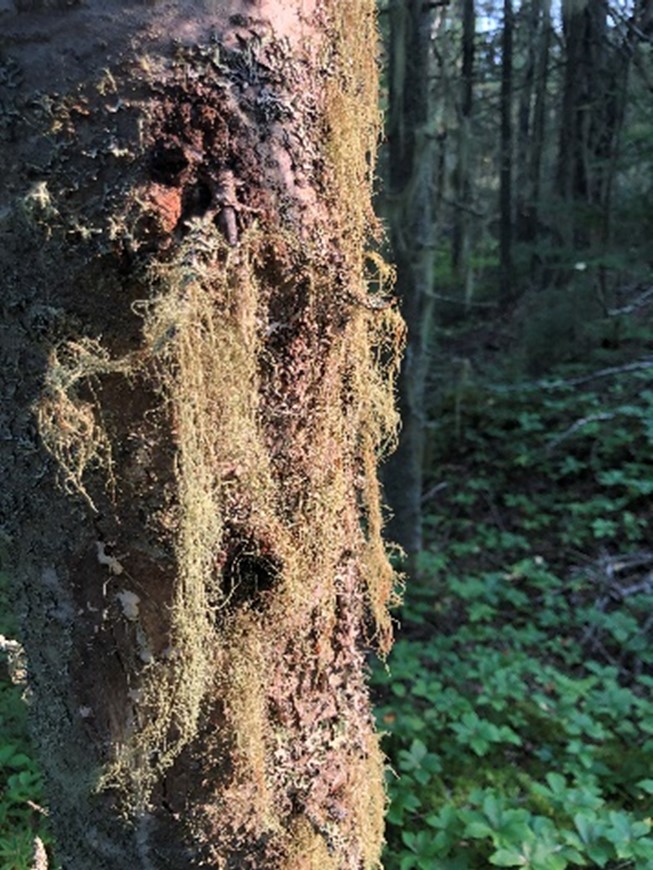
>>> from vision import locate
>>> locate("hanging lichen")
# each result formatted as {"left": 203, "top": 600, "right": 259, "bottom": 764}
{"left": 31, "top": 1, "right": 402, "bottom": 864}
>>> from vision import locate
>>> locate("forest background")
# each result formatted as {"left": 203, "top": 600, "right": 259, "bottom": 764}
{"left": 1, "top": 0, "right": 653, "bottom": 868}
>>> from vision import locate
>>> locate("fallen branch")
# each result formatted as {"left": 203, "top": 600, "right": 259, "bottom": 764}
{"left": 547, "top": 412, "right": 615, "bottom": 451}
{"left": 490, "top": 358, "right": 653, "bottom": 393}
{"left": 576, "top": 553, "right": 653, "bottom": 661}
{"left": 617, "top": 574, "right": 653, "bottom": 599}
{"left": 608, "top": 286, "right": 653, "bottom": 316}
{"left": 421, "top": 481, "right": 448, "bottom": 504}
{"left": 425, "top": 290, "right": 498, "bottom": 308}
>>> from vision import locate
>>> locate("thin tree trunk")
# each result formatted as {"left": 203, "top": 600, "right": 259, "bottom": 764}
{"left": 381, "top": 0, "right": 437, "bottom": 571}
{"left": 558, "top": 0, "right": 584, "bottom": 217}
{"left": 500, "top": 0, "right": 514, "bottom": 300}
{"left": 0, "top": 2, "right": 401, "bottom": 867}
{"left": 515, "top": 0, "right": 539, "bottom": 244}
{"left": 452, "top": 0, "right": 475, "bottom": 288}
{"left": 529, "top": 0, "right": 551, "bottom": 274}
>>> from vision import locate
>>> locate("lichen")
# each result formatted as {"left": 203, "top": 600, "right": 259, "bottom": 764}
{"left": 32, "top": 2, "right": 402, "bottom": 864}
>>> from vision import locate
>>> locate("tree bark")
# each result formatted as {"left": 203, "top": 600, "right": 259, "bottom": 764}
{"left": 381, "top": 0, "right": 437, "bottom": 571}
{"left": 528, "top": 0, "right": 551, "bottom": 270}
{"left": 557, "top": 0, "right": 609, "bottom": 247}
{"left": 557, "top": 0, "right": 643, "bottom": 259}
{"left": 452, "top": 0, "right": 475, "bottom": 291}
{"left": 515, "top": 0, "right": 539, "bottom": 245}
{"left": 499, "top": 0, "right": 513, "bottom": 301}
{"left": 0, "top": 1, "right": 401, "bottom": 867}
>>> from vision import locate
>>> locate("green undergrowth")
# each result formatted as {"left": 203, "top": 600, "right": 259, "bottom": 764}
{"left": 0, "top": 567, "right": 53, "bottom": 870}
{"left": 374, "top": 352, "right": 653, "bottom": 868}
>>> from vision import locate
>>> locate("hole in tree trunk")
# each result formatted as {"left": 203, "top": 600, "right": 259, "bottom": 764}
{"left": 149, "top": 144, "right": 189, "bottom": 184}
{"left": 179, "top": 181, "right": 213, "bottom": 224}
{"left": 222, "top": 539, "right": 280, "bottom": 612}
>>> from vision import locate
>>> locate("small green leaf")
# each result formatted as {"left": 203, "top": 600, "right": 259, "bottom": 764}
{"left": 490, "top": 847, "right": 524, "bottom": 866}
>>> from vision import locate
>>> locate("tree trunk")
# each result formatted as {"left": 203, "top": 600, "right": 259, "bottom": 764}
{"left": 595, "top": 1, "right": 652, "bottom": 257}
{"left": 528, "top": 0, "right": 551, "bottom": 275}
{"left": 381, "top": 0, "right": 437, "bottom": 571}
{"left": 499, "top": 0, "right": 514, "bottom": 301}
{"left": 557, "top": 0, "right": 609, "bottom": 248}
{"left": 0, "top": 2, "right": 402, "bottom": 867}
{"left": 515, "top": 0, "right": 539, "bottom": 245}
{"left": 452, "top": 0, "right": 475, "bottom": 292}
{"left": 557, "top": 0, "right": 643, "bottom": 260}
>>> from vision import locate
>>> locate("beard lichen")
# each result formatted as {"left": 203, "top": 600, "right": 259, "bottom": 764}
{"left": 32, "top": 0, "right": 402, "bottom": 864}
{"left": 35, "top": 338, "right": 132, "bottom": 511}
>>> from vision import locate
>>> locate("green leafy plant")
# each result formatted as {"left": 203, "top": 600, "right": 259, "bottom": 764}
{"left": 0, "top": 567, "right": 54, "bottom": 870}
{"left": 374, "top": 354, "right": 653, "bottom": 869}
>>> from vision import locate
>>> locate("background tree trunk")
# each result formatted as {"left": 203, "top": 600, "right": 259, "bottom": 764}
{"left": 499, "top": 0, "right": 514, "bottom": 300}
{"left": 556, "top": 0, "right": 647, "bottom": 265}
{"left": 452, "top": 0, "right": 476, "bottom": 298}
{"left": 381, "top": 0, "right": 437, "bottom": 572}
{"left": 515, "top": 0, "right": 539, "bottom": 245}
{"left": 557, "top": 0, "right": 609, "bottom": 248}
{"left": 528, "top": 0, "right": 551, "bottom": 277}
{"left": 0, "top": 1, "right": 401, "bottom": 867}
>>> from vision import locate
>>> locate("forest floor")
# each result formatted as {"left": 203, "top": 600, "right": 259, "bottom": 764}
{"left": 374, "top": 284, "right": 653, "bottom": 869}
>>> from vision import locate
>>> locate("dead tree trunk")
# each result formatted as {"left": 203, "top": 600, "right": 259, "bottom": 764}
{"left": 0, "top": 1, "right": 401, "bottom": 867}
